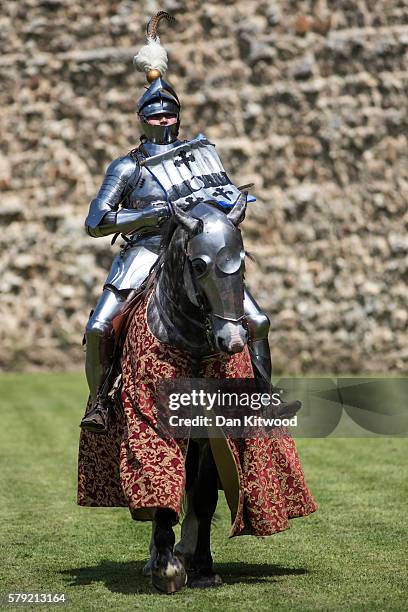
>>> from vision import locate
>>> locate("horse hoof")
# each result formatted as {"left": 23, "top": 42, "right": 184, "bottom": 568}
{"left": 151, "top": 558, "right": 187, "bottom": 594}
{"left": 187, "top": 571, "right": 223, "bottom": 589}
{"left": 174, "top": 550, "right": 194, "bottom": 571}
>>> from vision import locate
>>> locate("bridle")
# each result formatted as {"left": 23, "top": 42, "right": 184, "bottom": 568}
{"left": 183, "top": 249, "right": 248, "bottom": 351}
{"left": 155, "top": 241, "right": 248, "bottom": 356}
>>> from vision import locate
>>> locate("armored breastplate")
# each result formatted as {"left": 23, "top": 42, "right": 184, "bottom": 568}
{"left": 125, "top": 167, "right": 166, "bottom": 209}
{"left": 122, "top": 135, "right": 251, "bottom": 212}
{"left": 141, "top": 134, "right": 245, "bottom": 210}
{"left": 124, "top": 139, "right": 183, "bottom": 210}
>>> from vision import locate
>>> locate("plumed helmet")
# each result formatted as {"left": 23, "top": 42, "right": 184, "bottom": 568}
{"left": 133, "top": 12, "right": 181, "bottom": 144}
{"left": 137, "top": 77, "right": 181, "bottom": 144}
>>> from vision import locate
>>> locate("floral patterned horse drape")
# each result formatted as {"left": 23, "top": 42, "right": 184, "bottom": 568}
{"left": 78, "top": 293, "right": 317, "bottom": 536}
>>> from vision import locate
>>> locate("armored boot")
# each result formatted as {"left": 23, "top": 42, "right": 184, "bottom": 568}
{"left": 248, "top": 336, "right": 272, "bottom": 388}
{"left": 81, "top": 288, "right": 127, "bottom": 434}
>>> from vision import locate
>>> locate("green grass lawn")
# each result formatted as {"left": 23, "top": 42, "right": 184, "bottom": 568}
{"left": 0, "top": 373, "right": 407, "bottom": 611}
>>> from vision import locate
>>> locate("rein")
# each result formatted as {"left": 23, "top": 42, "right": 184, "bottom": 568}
{"left": 153, "top": 289, "right": 214, "bottom": 354}
{"left": 160, "top": 285, "right": 207, "bottom": 331}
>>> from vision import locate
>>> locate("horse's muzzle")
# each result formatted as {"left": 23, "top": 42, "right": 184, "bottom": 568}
{"left": 212, "top": 319, "right": 247, "bottom": 354}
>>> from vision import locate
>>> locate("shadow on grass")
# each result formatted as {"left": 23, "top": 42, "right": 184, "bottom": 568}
{"left": 215, "top": 562, "right": 308, "bottom": 585}
{"left": 61, "top": 561, "right": 152, "bottom": 595}
{"left": 61, "top": 560, "right": 307, "bottom": 595}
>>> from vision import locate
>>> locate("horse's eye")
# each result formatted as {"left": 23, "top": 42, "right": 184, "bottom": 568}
{"left": 191, "top": 258, "right": 208, "bottom": 278}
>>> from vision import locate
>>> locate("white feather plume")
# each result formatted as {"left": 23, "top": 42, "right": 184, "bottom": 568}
{"left": 133, "top": 36, "right": 168, "bottom": 76}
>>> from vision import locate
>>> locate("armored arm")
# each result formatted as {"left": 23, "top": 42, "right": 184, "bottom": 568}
{"left": 85, "top": 155, "right": 137, "bottom": 236}
{"left": 90, "top": 202, "right": 171, "bottom": 238}
{"left": 85, "top": 154, "right": 171, "bottom": 238}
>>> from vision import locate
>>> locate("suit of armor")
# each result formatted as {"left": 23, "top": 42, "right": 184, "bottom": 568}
{"left": 84, "top": 140, "right": 178, "bottom": 407}
{"left": 82, "top": 68, "right": 271, "bottom": 432}
{"left": 84, "top": 136, "right": 271, "bottom": 398}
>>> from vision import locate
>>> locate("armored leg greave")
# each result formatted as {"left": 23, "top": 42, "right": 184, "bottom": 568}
{"left": 244, "top": 288, "right": 272, "bottom": 383}
{"left": 85, "top": 287, "right": 129, "bottom": 401}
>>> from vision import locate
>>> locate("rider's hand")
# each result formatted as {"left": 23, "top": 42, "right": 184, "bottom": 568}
{"left": 153, "top": 200, "right": 172, "bottom": 225}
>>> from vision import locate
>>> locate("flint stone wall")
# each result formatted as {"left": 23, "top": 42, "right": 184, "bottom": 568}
{"left": 1, "top": 0, "right": 407, "bottom": 373}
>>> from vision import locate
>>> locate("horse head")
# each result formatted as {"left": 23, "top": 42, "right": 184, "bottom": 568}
{"left": 172, "top": 194, "right": 248, "bottom": 355}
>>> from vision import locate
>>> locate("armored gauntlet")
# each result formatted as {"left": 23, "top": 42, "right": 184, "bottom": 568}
{"left": 86, "top": 201, "right": 171, "bottom": 238}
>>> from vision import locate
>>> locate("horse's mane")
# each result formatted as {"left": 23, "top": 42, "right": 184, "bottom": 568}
{"left": 141, "top": 213, "right": 187, "bottom": 298}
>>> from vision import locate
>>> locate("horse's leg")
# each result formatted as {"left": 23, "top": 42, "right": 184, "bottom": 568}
{"left": 188, "top": 441, "right": 222, "bottom": 588}
{"left": 151, "top": 507, "right": 186, "bottom": 594}
{"left": 174, "top": 440, "right": 200, "bottom": 569}
{"left": 174, "top": 489, "right": 199, "bottom": 569}
{"left": 142, "top": 520, "right": 157, "bottom": 576}
{"left": 145, "top": 442, "right": 200, "bottom": 578}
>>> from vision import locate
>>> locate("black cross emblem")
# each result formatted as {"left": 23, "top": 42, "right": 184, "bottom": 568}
{"left": 185, "top": 195, "right": 204, "bottom": 205}
{"left": 174, "top": 150, "right": 196, "bottom": 171}
{"left": 212, "top": 187, "right": 233, "bottom": 201}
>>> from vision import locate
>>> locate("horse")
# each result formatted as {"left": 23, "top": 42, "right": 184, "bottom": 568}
{"left": 77, "top": 193, "right": 317, "bottom": 594}
{"left": 136, "top": 194, "right": 250, "bottom": 592}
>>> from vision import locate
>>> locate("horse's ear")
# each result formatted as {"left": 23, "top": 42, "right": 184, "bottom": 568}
{"left": 173, "top": 203, "right": 202, "bottom": 235}
{"left": 227, "top": 192, "right": 247, "bottom": 226}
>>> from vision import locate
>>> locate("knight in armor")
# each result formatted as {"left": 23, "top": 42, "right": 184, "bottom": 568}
{"left": 81, "top": 12, "right": 272, "bottom": 432}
